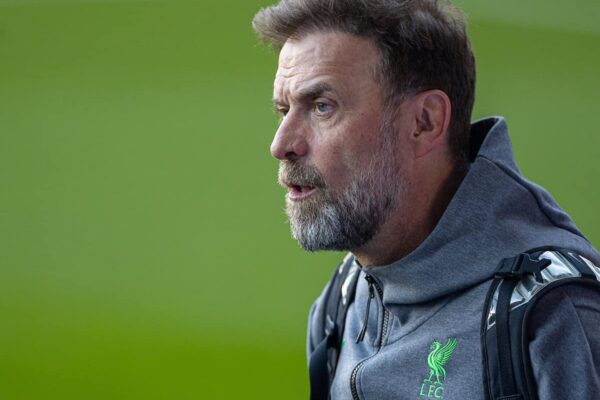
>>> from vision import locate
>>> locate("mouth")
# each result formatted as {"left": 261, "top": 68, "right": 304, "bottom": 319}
{"left": 286, "top": 182, "right": 317, "bottom": 201}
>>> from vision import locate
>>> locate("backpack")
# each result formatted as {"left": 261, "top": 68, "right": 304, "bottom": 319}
{"left": 308, "top": 247, "right": 600, "bottom": 400}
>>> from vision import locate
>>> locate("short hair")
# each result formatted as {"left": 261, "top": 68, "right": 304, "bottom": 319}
{"left": 253, "top": 0, "right": 476, "bottom": 162}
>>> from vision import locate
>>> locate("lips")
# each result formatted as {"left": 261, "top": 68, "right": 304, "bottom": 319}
{"left": 287, "top": 183, "right": 317, "bottom": 201}
{"left": 279, "top": 161, "right": 325, "bottom": 202}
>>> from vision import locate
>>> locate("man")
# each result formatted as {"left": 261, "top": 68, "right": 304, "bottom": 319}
{"left": 252, "top": 0, "right": 600, "bottom": 399}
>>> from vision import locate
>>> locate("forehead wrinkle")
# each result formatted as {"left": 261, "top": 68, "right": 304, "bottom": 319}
{"left": 274, "top": 80, "right": 336, "bottom": 105}
{"left": 273, "top": 33, "right": 382, "bottom": 106}
{"left": 296, "top": 82, "right": 335, "bottom": 101}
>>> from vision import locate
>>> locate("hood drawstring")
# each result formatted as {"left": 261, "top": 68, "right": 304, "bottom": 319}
{"left": 356, "top": 275, "right": 375, "bottom": 343}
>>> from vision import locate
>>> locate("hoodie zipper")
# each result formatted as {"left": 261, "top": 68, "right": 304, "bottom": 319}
{"left": 350, "top": 274, "right": 390, "bottom": 400}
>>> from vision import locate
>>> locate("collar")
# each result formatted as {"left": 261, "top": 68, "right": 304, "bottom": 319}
{"left": 362, "top": 116, "right": 595, "bottom": 306}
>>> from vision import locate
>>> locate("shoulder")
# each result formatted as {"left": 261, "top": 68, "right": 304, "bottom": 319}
{"left": 528, "top": 280, "right": 600, "bottom": 398}
{"left": 528, "top": 281, "right": 600, "bottom": 351}
{"left": 306, "top": 253, "right": 359, "bottom": 357}
{"left": 306, "top": 254, "right": 353, "bottom": 356}
{"left": 306, "top": 282, "right": 329, "bottom": 356}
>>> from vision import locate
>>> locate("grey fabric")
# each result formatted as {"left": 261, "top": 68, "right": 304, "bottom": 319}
{"left": 529, "top": 285, "right": 600, "bottom": 399}
{"left": 306, "top": 116, "right": 600, "bottom": 399}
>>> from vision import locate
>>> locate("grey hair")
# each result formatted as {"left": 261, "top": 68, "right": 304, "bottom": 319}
{"left": 253, "top": 0, "right": 476, "bottom": 163}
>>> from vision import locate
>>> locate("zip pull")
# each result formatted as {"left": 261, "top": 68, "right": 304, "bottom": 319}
{"left": 356, "top": 275, "right": 375, "bottom": 343}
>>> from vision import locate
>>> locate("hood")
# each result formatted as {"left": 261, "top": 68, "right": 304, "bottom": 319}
{"left": 363, "top": 116, "right": 600, "bottom": 307}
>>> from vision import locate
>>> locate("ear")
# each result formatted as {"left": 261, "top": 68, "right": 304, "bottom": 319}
{"left": 409, "top": 90, "right": 452, "bottom": 158}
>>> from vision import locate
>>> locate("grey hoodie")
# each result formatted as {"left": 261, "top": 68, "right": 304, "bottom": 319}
{"left": 307, "top": 116, "right": 600, "bottom": 399}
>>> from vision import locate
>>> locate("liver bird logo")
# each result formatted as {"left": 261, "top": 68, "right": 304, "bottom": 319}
{"left": 426, "top": 338, "right": 458, "bottom": 384}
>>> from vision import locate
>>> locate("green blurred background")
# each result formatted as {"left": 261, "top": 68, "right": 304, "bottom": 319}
{"left": 0, "top": 0, "right": 598, "bottom": 398}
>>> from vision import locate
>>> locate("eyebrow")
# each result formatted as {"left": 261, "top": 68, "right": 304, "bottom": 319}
{"left": 273, "top": 82, "right": 336, "bottom": 106}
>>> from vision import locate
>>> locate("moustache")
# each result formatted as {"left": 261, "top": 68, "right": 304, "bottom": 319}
{"left": 278, "top": 161, "right": 327, "bottom": 189}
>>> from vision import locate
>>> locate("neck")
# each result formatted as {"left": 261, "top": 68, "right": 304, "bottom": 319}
{"left": 353, "top": 160, "right": 468, "bottom": 267}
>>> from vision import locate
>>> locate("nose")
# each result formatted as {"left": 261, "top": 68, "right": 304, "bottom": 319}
{"left": 270, "top": 111, "right": 309, "bottom": 161}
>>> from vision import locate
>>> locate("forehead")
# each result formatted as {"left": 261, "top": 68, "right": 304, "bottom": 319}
{"left": 274, "top": 32, "right": 380, "bottom": 99}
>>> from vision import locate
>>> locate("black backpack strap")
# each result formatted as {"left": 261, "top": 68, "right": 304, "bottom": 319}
{"left": 490, "top": 253, "right": 550, "bottom": 400}
{"left": 556, "top": 249, "right": 598, "bottom": 280}
{"left": 309, "top": 254, "right": 360, "bottom": 400}
{"left": 482, "top": 248, "right": 600, "bottom": 400}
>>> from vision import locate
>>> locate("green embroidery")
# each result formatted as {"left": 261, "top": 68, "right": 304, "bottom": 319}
{"left": 341, "top": 339, "right": 347, "bottom": 348}
{"left": 419, "top": 338, "right": 458, "bottom": 399}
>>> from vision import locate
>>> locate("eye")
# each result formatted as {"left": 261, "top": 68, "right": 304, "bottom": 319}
{"left": 274, "top": 107, "right": 289, "bottom": 120}
{"left": 314, "top": 102, "right": 333, "bottom": 116}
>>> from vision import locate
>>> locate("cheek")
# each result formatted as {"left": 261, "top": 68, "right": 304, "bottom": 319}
{"left": 314, "top": 147, "right": 351, "bottom": 188}
{"left": 341, "top": 127, "right": 384, "bottom": 168}
{"left": 312, "top": 138, "right": 374, "bottom": 189}
{"left": 310, "top": 113, "right": 384, "bottom": 186}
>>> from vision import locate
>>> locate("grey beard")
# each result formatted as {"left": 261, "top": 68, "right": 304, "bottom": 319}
{"left": 288, "top": 178, "right": 394, "bottom": 251}
{"left": 283, "top": 144, "right": 401, "bottom": 252}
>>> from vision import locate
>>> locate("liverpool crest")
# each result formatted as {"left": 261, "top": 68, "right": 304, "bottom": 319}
{"left": 419, "top": 338, "right": 457, "bottom": 399}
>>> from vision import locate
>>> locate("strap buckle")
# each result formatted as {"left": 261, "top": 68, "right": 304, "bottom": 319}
{"left": 494, "top": 253, "right": 551, "bottom": 283}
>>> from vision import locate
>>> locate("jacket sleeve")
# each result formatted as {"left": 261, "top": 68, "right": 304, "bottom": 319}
{"left": 306, "top": 300, "right": 319, "bottom": 361}
{"left": 306, "top": 278, "right": 333, "bottom": 365}
{"left": 528, "top": 283, "right": 600, "bottom": 399}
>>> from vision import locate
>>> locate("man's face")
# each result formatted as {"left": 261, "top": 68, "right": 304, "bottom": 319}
{"left": 271, "top": 31, "right": 405, "bottom": 251}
